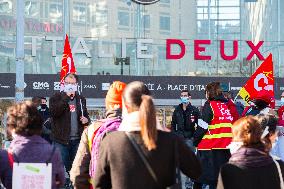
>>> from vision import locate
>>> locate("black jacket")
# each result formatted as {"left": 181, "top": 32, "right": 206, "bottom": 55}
{"left": 171, "top": 103, "right": 200, "bottom": 139}
{"left": 94, "top": 131, "right": 202, "bottom": 189}
{"left": 218, "top": 160, "right": 284, "bottom": 189}
{"left": 39, "top": 107, "right": 50, "bottom": 122}
{"left": 49, "top": 92, "right": 90, "bottom": 145}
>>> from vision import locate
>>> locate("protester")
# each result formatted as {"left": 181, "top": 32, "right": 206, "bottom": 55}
{"left": 70, "top": 81, "right": 126, "bottom": 189}
{"left": 0, "top": 149, "right": 12, "bottom": 189}
{"left": 50, "top": 73, "right": 90, "bottom": 186}
{"left": 39, "top": 97, "right": 50, "bottom": 122}
{"left": 32, "top": 96, "right": 41, "bottom": 109}
{"left": 171, "top": 89, "right": 200, "bottom": 189}
{"left": 276, "top": 91, "right": 284, "bottom": 161}
{"left": 94, "top": 81, "right": 201, "bottom": 189}
{"left": 217, "top": 116, "right": 284, "bottom": 189}
{"left": 38, "top": 97, "right": 52, "bottom": 143}
{"left": 193, "top": 82, "right": 233, "bottom": 189}
{"left": 6, "top": 101, "right": 65, "bottom": 189}
{"left": 242, "top": 90, "right": 273, "bottom": 116}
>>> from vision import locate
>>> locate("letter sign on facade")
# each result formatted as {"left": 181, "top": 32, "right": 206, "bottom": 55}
{"left": 131, "top": 0, "right": 160, "bottom": 4}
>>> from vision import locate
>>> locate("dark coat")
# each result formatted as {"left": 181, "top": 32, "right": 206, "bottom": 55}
{"left": 94, "top": 131, "right": 202, "bottom": 189}
{"left": 171, "top": 103, "right": 200, "bottom": 139}
{"left": 218, "top": 160, "right": 284, "bottom": 189}
{"left": 0, "top": 150, "right": 12, "bottom": 189}
{"left": 49, "top": 92, "right": 90, "bottom": 145}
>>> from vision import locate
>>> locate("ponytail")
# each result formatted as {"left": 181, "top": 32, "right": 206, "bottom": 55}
{"left": 139, "top": 95, "right": 157, "bottom": 151}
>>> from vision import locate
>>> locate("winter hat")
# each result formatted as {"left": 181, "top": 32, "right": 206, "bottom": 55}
{"left": 105, "top": 81, "right": 127, "bottom": 109}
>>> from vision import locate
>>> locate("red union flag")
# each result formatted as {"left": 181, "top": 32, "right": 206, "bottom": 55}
{"left": 239, "top": 54, "right": 274, "bottom": 105}
{"left": 60, "top": 34, "right": 76, "bottom": 83}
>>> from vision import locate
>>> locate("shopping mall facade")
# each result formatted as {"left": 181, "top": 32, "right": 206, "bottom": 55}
{"left": 0, "top": 0, "right": 284, "bottom": 123}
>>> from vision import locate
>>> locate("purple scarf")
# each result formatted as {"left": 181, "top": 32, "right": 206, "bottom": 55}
{"left": 89, "top": 117, "right": 122, "bottom": 178}
{"left": 229, "top": 147, "right": 274, "bottom": 168}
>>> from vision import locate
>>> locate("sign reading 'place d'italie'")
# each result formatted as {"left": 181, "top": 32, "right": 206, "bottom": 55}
{"left": 131, "top": 0, "right": 160, "bottom": 4}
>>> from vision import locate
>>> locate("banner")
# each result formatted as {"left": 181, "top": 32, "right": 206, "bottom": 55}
{"left": 239, "top": 54, "right": 274, "bottom": 105}
{"left": 1, "top": 74, "right": 284, "bottom": 99}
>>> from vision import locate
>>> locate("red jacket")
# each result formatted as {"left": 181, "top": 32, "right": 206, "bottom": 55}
{"left": 278, "top": 106, "right": 284, "bottom": 127}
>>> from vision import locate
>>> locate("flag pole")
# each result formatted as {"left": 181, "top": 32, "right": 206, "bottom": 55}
{"left": 77, "top": 85, "right": 84, "bottom": 117}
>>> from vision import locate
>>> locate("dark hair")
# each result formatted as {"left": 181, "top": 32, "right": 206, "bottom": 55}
{"left": 205, "top": 82, "right": 222, "bottom": 100}
{"left": 181, "top": 90, "right": 191, "bottom": 96}
{"left": 232, "top": 116, "right": 272, "bottom": 153}
{"left": 31, "top": 96, "right": 41, "bottom": 105}
{"left": 41, "top": 97, "right": 47, "bottom": 100}
{"left": 253, "top": 99, "right": 269, "bottom": 110}
{"left": 255, "top": 114, "right": 278, "bottom": 150}
{"left": 64, "top": 73, "right": 79, "bottom": 82}
{"left": 6, "top": 101, "right": 43, "bottom": 136}
{"left": 123, "top": 81, "right": 157, "bottom": 151}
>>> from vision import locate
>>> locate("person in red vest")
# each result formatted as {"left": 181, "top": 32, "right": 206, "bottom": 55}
{"left": 193, "top": 82, "right": 233, "bottom": 189}
{"left": 272, "top": 91, "right": 284, "bottom": 161}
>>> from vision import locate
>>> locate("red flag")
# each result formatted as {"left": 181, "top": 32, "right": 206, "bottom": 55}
{"left": 60, "top": 34, "right": 76, "bottom": 83}
{"left": 239, "top": 54, "right": 274, "bottom": 105}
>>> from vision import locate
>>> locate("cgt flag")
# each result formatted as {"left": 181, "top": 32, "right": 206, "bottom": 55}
{"left": 60, "top": 34, "right": 76, "bottom": 90}
{"left": 239, "top": 54, "right": 274, "bottom": 105}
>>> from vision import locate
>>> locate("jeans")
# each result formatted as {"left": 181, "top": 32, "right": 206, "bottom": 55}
{"left": 54, "top": 139, "right": 80, "bottom": 173}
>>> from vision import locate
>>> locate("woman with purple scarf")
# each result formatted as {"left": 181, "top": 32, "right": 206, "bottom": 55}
{"left": 70, "top": 81, "right": 126, "bottom": 189}
{"left": 217, "top": 115, "right": 284, "bottom": 189}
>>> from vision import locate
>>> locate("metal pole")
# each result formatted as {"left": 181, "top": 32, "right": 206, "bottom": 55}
{"left": 63, "top": 0, "right": 70, "bottom": 36}
{"left": 121, "top": 62, "right": 123, "bottom": 75}
{"left": 137, "top": 3, "right": 141, "bottom": 75}
{"left": 15, "top": 0, "right": 25, "bottom": 102}
{"left": 278, "top": 0, "right": 281, "bottom": 77}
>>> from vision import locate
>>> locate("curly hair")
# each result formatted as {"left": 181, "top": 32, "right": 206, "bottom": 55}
{"left": 232, "top": 116, "right": 272, "bottom": 153}
{"left": 6, "top": 101, "right": 43, "bottom": 136}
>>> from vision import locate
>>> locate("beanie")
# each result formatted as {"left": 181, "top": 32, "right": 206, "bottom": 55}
{"left": 105, "top": 81, "right": 127, "bottom": 109}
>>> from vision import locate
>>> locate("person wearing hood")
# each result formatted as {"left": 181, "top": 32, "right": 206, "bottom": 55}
{"left": 94, "top": 81, "right": 201, "bottom": 189}
{"left": 70, "top": 81, "right": 126, "bottom": 189}
{"left": 217, "top": 115, "right": 284, "bottom": 189}
{"left": 193, "top": 82, "right": 233, "bottom": 189}
{"left": 242, "top": 90, "right": 273, "bottom": 116}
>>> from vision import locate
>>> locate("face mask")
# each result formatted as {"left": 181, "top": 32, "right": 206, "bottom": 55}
{"left": 64, "top": 84, "right": 77, "bottom": 93}
{"left": 41, "top": 104, "right": 47, "bottom": 109}
{"left": 281, "top": 98, "right": 284, "bottom": 106}
{"left": 180, "top": 97, "right": 189, "bottom": 104}
{"left": 227, "top": 142, "right": 243, "bottom": 154}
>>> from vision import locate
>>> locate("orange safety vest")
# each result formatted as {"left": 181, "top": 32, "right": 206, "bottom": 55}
{"left": 197, "top": 101, "right": 233, "bottom": 150}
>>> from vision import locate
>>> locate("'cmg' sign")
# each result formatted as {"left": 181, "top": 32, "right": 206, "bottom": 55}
{"left": 166, "top": 39, "right": 265, "bottom": 61}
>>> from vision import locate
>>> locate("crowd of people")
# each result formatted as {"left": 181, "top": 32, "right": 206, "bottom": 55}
{"left": 0, "top": 73, "right": 284, "bottom": 189}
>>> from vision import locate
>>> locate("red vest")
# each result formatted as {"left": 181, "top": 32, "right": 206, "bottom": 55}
{"left": 197, "top": 101, "right": 233, "bottom": 150}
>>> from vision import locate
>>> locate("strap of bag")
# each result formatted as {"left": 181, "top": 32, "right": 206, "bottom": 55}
{"left": 273, "top": 159, "right": 284, "bottom": 189}
{"left": 125, "top": 132, "right": 159, "bottom": 184}
{"left": 7, "top": 151, "right": 14, "bottom": 168}
{"left": 46, "top": 146, "right": 56, "bottom": 165}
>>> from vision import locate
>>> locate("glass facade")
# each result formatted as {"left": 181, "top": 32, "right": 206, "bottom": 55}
{"left": 0, "top": 0, "right": 283, "bottom": 77}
